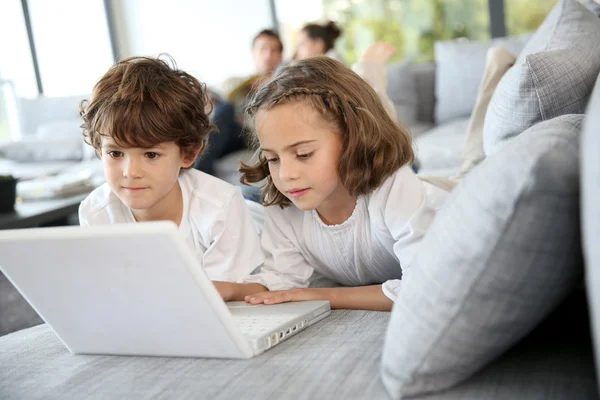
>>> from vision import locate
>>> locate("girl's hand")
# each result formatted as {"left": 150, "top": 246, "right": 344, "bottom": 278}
{"left": 359, "top": 42, "right": 397, "bottom": 64}
{"left": 245, "top": 288, "right": 316, "bottom": 305}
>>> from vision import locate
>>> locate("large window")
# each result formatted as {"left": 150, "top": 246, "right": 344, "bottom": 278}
{"left": 0, "top": 0, "right": 38, "bottom": 98}
{"left": 0, "top": 0, "right": 114, "bottom": 99}
{"left": 323, "top": 0, "right": 491, "bottom": 63}
{"left": 504, "top": 0, "right": 558, "bottom": 35}
{"left": 27, "top": 0, "right": 114, "bottom": 97}
{"left": 274, "top": 0, "right": 562, "bottom": 65}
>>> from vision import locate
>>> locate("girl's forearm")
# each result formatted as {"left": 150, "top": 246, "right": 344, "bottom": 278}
{"left": 303, "top": 285, "right": 393, "bottom": 311}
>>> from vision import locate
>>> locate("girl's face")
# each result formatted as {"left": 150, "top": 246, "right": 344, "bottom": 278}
{"left": 296, "top": 31, "right": 326, "bottom": 59}
{"left": 256, "top": 101, "right": 356, "bottom": 223}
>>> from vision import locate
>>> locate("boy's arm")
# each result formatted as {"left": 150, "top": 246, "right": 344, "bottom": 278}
{"left": 245, "top": 285, "right": 394, "bottom": 311}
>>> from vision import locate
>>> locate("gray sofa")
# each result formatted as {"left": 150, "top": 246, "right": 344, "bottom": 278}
{"left": 0, "top": 294, "right": 596, "bottom": 399}
{"left": 2, "top": 1, "right": 600, "bottom": 399}
{"left": 2, "top": 68, "right": 599, "bottom": 400}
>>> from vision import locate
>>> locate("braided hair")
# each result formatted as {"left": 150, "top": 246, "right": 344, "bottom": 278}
{"left": 240, "top": 56, "right": 414, "bottom": 207}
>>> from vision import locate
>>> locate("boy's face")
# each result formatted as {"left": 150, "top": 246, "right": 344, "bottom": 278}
{"left": 99, "top": 139, "right": 196, "bottom": 217}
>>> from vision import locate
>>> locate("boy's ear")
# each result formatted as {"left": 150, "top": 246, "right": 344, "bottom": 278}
{"left": 182, "top": 142, "right": 205, "bottom": 168}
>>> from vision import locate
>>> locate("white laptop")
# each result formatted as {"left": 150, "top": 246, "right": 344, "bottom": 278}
{"left": 0, "top": 222, "right": 331, "bottom": 358}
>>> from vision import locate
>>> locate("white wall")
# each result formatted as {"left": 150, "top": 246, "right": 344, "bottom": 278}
{"left": 111, "top": 0, "right": 274, "bottom": 89}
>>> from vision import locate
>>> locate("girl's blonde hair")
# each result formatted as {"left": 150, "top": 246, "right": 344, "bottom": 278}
{"left": 240, "top": 56, "right": 414, "bottom": 207}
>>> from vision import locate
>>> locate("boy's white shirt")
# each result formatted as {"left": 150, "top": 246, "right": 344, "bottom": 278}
{"left": 240, "top": 166, "right": 450, "bottom": 300}
{"left": 79, "top": 168, "right": 264, "bottom": 282}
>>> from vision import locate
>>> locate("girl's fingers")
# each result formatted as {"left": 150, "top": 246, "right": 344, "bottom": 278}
{"left": 244, "top": 291, "right": 293, "bottom": 305}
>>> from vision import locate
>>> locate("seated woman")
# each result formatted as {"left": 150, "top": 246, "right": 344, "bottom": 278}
{"left": 295, "top": 21, "right": 345, "bottom": 63}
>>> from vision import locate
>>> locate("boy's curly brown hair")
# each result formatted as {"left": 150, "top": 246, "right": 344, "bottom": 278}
{"left": 80, "top": 55, "right": 214, "bottom": 164}
{"left": 240, "top": 56, "right": 414, "bottom": 207}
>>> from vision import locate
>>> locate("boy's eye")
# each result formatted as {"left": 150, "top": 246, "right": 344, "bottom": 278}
{"left": 146, "top": 152, "right": 159, "bottom": 159}
{"left": 107, "top": 151, "right": 122, "bottom": 158}
{"left": 296, "top": 152, "right": 313, "bottom": 160}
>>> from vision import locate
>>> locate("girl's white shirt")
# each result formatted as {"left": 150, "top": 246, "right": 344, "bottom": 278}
{"left": 241, "top": 166, "right": 449, "bottom": 300}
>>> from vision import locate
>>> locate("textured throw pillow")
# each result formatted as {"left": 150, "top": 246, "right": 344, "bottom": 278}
{"left": 434, "top": 34, "right": 530, "bottom": 124}
{"left": 582, "top": 76, "right": 600, "bottom": 388}
{"left": 381, "top": 114, "right": 585, "bottom": 399}
{"left": 484, "top": 0, "right": 600, "bottom": 155}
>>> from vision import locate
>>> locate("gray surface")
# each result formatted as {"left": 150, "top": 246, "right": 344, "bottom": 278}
{"left": 484, "top": 0, "right": 600, "bottom": 155}
{"left": 583, "top": 74, "right": 600, "bottom": 389}
{"left": 434, "top": 34, "right": 530, "bottom": 124}
{"left": 0, "top": 298, "right": 597, "bottom": 400}
{"left": 0, "top": 310, "right": 391, "bottom": 400}
{"left": 383, "top": 114, "right": 586, "bottom": 398}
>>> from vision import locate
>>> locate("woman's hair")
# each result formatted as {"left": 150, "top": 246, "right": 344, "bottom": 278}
{"left": 252, "top": 29, "right": 284, "bottom": 53}
{"left": 240, "top": 56, "right": 414, "bottom": 207}
{"left": 301, "top": 21, "right": 342, "bottom": 52}
{"left": 80, "top": 55, "right": 214, "bottom": 164}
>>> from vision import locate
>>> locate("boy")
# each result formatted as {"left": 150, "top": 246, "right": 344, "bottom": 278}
{"left": 78, "top": 55, "right": 263, "bottom": 284}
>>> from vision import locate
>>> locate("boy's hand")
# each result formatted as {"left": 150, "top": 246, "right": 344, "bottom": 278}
{"left": 359, "top": 42, "right": 397, "bottom": 64}
{"left": 212, "top": 281, "right": 235, "bottom": 302}
{"left": 245, "top": 288, "right": 317, "bottom": 305}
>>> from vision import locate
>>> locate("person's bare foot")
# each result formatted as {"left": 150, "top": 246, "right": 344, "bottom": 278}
{"left": 359, "top": 42, "right": 397, "bottom": 64}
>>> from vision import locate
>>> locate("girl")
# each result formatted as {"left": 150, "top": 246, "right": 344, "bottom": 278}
{"left": 219, "top": 55, "right": 449, "bottom": 311}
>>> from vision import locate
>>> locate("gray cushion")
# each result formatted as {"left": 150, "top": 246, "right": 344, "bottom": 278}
{"left": 434, "top": 34, "right": 530, "bottom": 124}
{"left": 582, "top": 75, "right": 600, "bottom": 389}
{"left": 484, "top": 0, "right": 600, "bottom": 155}
{"left": 413, "top": 62, "right": 436, "bottom": 123}
{"left": 414, "top": 117, "right": 469, "bottom": 173}
{"left": 382, "top": 114, "right": 585, "bottom": 398}
{"left": 387, "top": 61, "right": 418, "bottom": 126}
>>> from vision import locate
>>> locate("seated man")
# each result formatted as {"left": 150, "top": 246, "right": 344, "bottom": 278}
{"left": 195, "top": 29, "right": 283, "bottom": 176}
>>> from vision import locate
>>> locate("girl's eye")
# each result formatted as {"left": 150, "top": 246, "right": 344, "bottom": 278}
{"left": 107, "top": 151, "right": 122, "bottom": 158}
{"left": 146, "top": 152, "right": 159, "bottom": 159}
{"left": 296, "top": 152, "right": 313, "bottom": 160}
{"left": 266, "top": 157, "right": 279, "bottom": 164}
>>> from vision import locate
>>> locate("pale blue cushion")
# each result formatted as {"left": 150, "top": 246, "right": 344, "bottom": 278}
{"left": 382, "top": 114, "right": 585, "bottom": 398}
